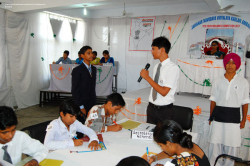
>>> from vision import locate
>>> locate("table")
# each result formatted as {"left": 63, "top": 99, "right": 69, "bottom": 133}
{"left": 49, "top": 64, "right": 116, "bottom": 96}
{"left": 16, "top": 121, "right": 171, "bottom": 166}
{"left": 177, "top": 58, "right": 245, "bottom": 95}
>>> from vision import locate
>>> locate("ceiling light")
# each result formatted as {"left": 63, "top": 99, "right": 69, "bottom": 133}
{"left": 83, "top": 5, "right": 87, "bottom": 15}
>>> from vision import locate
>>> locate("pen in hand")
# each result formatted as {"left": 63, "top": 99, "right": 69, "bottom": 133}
{"left": 71, "top": 134, "right": 78, "bottom": 139}
{"left": 146, "top": 147, "right": 149, "bottom": 162}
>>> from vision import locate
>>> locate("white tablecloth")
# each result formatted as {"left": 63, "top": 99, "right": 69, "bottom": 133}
{"left": 177, "top": 59, "right": 245, "bottom": 95}
{"left": 17, "top": 125, "right": 171, "bottom": 166}
{"left": 48, "top": 64, "right": 116, "bottom": 96}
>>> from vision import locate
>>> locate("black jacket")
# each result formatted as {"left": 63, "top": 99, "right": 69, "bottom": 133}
{"left": 71, "top": 63, "right": 96, "bottom": 106}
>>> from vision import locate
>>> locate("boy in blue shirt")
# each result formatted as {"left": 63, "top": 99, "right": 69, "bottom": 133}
{"left": 75, "top": 51, "right": 83, "bottom": 64}
{"left": 0, "top": 106, "right": 48, "bottom": 166}
{"left": 53, "top": 50, "right": 72, "bottom": 64}
{"left": 44, "top": 99, "right": 100, "bottom": 150}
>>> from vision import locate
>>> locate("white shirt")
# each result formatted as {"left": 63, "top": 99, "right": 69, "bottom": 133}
{"left": 208, "top": 74, "right": 250, "bottom": 147}
{"left": 148, "top": 58, "right": 179, "bottom": 105}
{"left": 209, "top": 74, "right": 250, "bottom": 107}
{"left": 44, "top": 117, "right": 98, "bottom": 150}
{"left": 0, "top": 131, "right": 48, "bottom": 165}
{"left": 85, "top": 105, "right": 115, "bottom": 132}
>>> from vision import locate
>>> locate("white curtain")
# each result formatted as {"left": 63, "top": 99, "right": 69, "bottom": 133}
{"left": 0, "top": 9, "right": 14, "bottom": 107}
{"left": 89, "top": 18, "right": 109, "bottom": 57}
{"left": 0, "top": 9, "right": 87, "bottom": 108}
{"left": 106, "top": 15, "right": 190, "bottom": 92}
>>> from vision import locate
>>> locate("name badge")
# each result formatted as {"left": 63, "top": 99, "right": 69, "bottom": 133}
{"left": 91, "top": 112, "right": 98, "bottom": 119}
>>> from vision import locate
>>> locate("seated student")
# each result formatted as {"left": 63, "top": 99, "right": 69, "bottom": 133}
{"left": 53, "top": 50, "right": 72, "bottom": 64}
{"left": 100, "top": 50, "right": 115, "bottom": 66}
{"left": 75, "top": 51, "right": 83, "bottom": 64}
{"left": 117, "top": 156, "right": 150, "bottom": 166}
{"left": 85, "top": 93, "right": 125, "bottom": 132}
{"left": 0, "top": 106, "right": 48, "bottom": 166}
{"left": 91, "top": 51, "right": 100, "bottom": 65}
{"left": 44, "top": 99, "right": 100, "bottom": 151}
{"left": 143, "top": 120, "right": 210, "bottom": 166}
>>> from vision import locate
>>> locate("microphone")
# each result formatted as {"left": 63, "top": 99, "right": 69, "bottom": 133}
{"left": 138, "top": 63, "right": 150, "bottom": 83}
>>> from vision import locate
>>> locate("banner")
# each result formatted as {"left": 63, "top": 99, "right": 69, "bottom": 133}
{"left": 188, "top": 14, "right": 250, "bottom": 59}
{"left": 129, "top": 17, "right": 156, "bottom": 51}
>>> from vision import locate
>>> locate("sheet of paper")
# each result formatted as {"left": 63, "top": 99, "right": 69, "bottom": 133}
{"left": 133, "top": 123, "right": 156, "bottom": 131}
{"left": 119, "top": 120, "right": 141, "bottom": 129}
{"left": 39, "top": 159, "right": 64, "bottom": 166}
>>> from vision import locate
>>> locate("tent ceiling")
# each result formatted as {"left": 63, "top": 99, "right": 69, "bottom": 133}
{"left": 0, "top": 0, "right": 249, "bottom": 18}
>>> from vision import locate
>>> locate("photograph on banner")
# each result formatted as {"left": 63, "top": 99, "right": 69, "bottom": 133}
{"left": 203, "top": 29, "right": 234, "bottom": 59}
{"left": 188, "top": 14, "right": 250, "bottom": 59}
{"left": 129, "top": 17, "right": 156, "bottom": 51}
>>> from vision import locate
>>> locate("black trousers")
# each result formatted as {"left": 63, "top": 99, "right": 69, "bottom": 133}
{"left": 77, "top": 99, "right": 96, "bottom": 124}
{"left": 146, "top": 102, "right": 174, "bottom": 125}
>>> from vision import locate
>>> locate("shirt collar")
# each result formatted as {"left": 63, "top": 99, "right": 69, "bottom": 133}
{"left": 83, "top": 61, "right": 91, "bottom": 68}
{"left": 58, "top": 117, "right": 68, "bottom": 131}
{"left": 223, "top": 73, "right": 238, "bottom": 82}
{"left": 160, "top": 58, "right": 170, "bottom": 66}
{"left": 0, "top": 137, "right": 14, "bottom": 147}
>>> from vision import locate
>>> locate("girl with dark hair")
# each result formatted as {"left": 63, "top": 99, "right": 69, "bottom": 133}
{"left": 44, "top": 99, "right": 100, "bottom": 151}
{"left": 100, "top": 50, "right": 115, "bottom": 66}
{"left": 205, "top": 41, "right": 225, "bottom": 59}
{"left": 143, "top": 120, "right": 210, "bottom": 166}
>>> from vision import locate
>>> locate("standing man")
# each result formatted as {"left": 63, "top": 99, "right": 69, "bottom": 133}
{"left": 208, "top": 53, "right": 249, "bottom": 166}
{"left": 53, "top": 50, "right": 72, "bottom": 64}
{"left": 140, "top": 36, "right": 179, "bottom": 125}
{"left": 71, "top": 46, "right": 96, "bottom": 124}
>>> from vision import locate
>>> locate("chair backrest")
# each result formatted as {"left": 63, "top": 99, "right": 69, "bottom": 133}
{"left": 172, "top": 105, "right": 193, "bottom": 131}
{"left": 21, "top": 120, "right": 52, "bottom": 143}
{"left": 214, "top": 154, "right": 250, "bottom": 166}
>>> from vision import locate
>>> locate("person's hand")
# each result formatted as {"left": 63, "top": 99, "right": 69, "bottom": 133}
{"left": 24, "top": 159, "right": 39, "bottom": 166}
{"left": 81, "top": 108, "right": 87, "bottom": 116}
{"left": 88, "top": 140, "right": 101, "bottom": 151}
{"left": 108, "top": 125, "right": 122, "bottom": 132}
{"left": 140, "top": 69, "right": 149, "bottom": 79}
{"left": 52, "top": 62, "right": 56, "bottom": 64}
{"left": 209, "top": 121, "right": 211, "bottom": 125}
{"left": 73, "top": 139, "right": 83, "bottom": 146}
{"left": 240, "top": 120, "right": 246, "bottom": 129}
{"left": 142, "top": 154, "right": 156, "bottom": 164}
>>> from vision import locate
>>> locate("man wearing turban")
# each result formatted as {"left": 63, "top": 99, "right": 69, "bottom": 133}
{"left": 208, "top": 53, "right": 250, "bottom": 166}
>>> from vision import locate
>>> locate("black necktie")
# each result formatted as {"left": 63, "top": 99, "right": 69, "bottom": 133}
{"left": 152, "top": 63, "right": 162, "bottom": 101}
{"left": 2, "top": 145, "right": 12, "bottom": 164}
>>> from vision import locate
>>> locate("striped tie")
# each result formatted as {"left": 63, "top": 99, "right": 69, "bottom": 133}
{"left": 2, "top": 145, "right": 12, "bottom": 164}
{"left": 152, "top": 63, "right": 162, "bottom": 101}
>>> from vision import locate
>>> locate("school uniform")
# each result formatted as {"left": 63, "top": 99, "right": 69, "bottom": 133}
{"left": 85, "top": 105, "right": 115, "bottom": 133}
{"left": 208, "top": 74, "right": 250, "bottom": 166}
{"left": 44, "top": 117, "right": 98, "bottom": 150}
{"left": 71, "top": 62, "right": 97, "bottom": 123}
{"left": 0, "top": 131, "right": 48, "bottom": 165}
{"left": 147, "top": 58, "right": 179, "bottom": 125}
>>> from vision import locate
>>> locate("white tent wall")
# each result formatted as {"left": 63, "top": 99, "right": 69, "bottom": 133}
{"left": 89, "top": 18, "right": 110, "bottom": 55}
{"left": 0, "top": 9, "right": 15, "bottom": 107}
{"left": 92, "top": 15, "right": 189, "bottom": 92}
{"left": 0, "top": 9, "right": 87, "bottom": 108}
